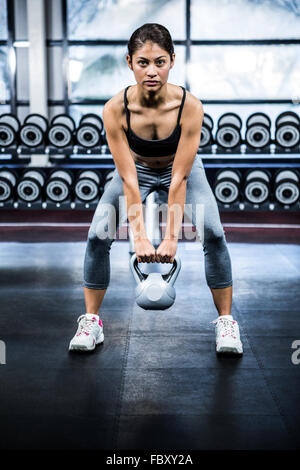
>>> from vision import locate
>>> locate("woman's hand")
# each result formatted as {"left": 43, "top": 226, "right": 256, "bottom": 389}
{"left": 155, "top": 239, "right": 178, "bottom": 263}
{"left": 134, "top": 238, "right": 156, "bottom": 263}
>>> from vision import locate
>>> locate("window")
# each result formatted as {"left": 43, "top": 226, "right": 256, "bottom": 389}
{"left": 67, "top": 0, "right": 185, "bottom": 40}
{"left": 0, "top": 0, "right": 8, "bottom": 40}
{"left": 66, "top": 0, "right": 299, "bottom": 107}
{"left": 189, "top": 44, "right": 300, "bottom": 100}
{"left": 191, "top": 0, "right": 300, "bottom": 40}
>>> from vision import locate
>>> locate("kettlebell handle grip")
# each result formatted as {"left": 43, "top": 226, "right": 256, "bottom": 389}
{"left": 130, "top": 253, "right": 147, "bottom": 283}
{"left": 162, "top": 256, "right": 181, "bottom": 286}
{"left": 130, "top": 253, "right": 181, "bottom": 286}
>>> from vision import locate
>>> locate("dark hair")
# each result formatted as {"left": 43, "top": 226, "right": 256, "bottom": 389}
{"left": 127, "top": 23, "right": 174, "bottom": 61}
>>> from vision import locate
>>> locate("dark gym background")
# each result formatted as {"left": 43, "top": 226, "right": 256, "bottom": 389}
{"left": 0, "top": 0, "right": 300, "bottom": 451}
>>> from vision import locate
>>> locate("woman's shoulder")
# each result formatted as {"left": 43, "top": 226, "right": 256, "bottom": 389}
{"left": 170, "top": 84, "right": 203, "bottom": 109}
{"left": 103, "top": 87, "right": 129, "bottom": 118}
{"left": 181, "top": 88, "right": 203, "bottom": 123}
{"left": 184, "top": 88, "right": 203, "bottom": 110}
{"left": 172, "top": 86, "right": 203, "bottom": 125}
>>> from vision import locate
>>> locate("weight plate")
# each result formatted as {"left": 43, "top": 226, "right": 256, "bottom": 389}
{"left": 0, "top": 169, "right": 17, "bottom": 186}
{"left": 76, "top": 123, "right": 101, "bottom": 148}
{"left": 45, "top": 179, "right": 70, "bottom": 202}
{"left": 47, "top": 124, "right": 73, "bottom": 147}
{"left": 0, "top": 113, "right": 20, "bottom": 132}
{"left": 244, "top": 169, "right": 271, "bottom": 183}
{"left": 244, "top": 180, "right": 270, "bottom": 204}
{"left": 0, "top": 177, "right": 13, "bottom": 202}
{"left": 217, "top": 113, "right": 242, "bottom": 130}
{"left": 275, "top": 181, "right": 299, "bottom": 205}
{"left": 17, "top": 178, "right": 41, "bottom": 202}
{"left": 199, "top": 126, "right": 212, "bottom": 147}
{"left": 0, "top": 123, "right": 16, "bottom": 147}
{"left": 215, "top": 124, "right": 241, "bottom": 148}
{"left": 51, "top": 114, "right": 76, "bottom": 132}
{"left": 23, "top": 170, "right": 45, "bottom": 186}
{"left": 246, "top": 112, "right": 271, "bottom": 128}
{"left": 245, "top": 124, "right": 271, "bottom": 148}
{"left": 80, "top": 113, "right": 104, "bottom": 133}
{"left": 19, "top": 123, "right": 44, "bottom": 147}
{"left": 200, "top": 125, "right": 212, "bottom": 147}
{"left": 75, "top": 178, "right": 99, "bottom": 201}
{"left": 214, "top": 179, "right": 240, "bottom": 204}
{"left": 274, "top": 169, "right": 299, "bottom": 184}
{"left": 49, "top": 169, "right": 73, "bottom": 186}
{"left": 78, "top": 170, "right": 101, "bottom": 185}
{"left": 24, "top": 113, "right": 48, "bottom": 132}
{"left": 275, "top": 111, "right": 300, "bottom": 127}
{"left": 216, "top": 169, "right": 241, "bottom": 184}
{"left": 203, "top": 114, "right": 213, "bottom": 130}
{"left": 275, "top": 122, "right": 300, "bottom": 148}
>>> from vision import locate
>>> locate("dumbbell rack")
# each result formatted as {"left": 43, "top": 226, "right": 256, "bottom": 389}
{"left": 0, "top": 143, "right": 300, "bottom": 212}
{"left": 200, "top": 143, "right": 300, "bottom": 212}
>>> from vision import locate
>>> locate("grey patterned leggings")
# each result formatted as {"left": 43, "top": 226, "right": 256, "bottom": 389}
{"left": 83, "top": 155, "right": 232, "bottom": 290}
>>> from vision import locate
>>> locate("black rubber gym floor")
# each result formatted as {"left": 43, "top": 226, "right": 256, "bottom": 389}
{"left": 0, "top": 240, "right": 299, "bottom": 450}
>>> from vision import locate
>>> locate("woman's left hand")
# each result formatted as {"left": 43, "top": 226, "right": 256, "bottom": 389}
{"left": 155, "top": 239, "right": 178, "bottom": 263}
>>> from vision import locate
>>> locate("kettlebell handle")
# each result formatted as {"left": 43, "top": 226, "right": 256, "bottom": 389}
{"left": 162, "top": 256, "right": 181, "bottom": 286}
{"left": 130, "top": 253, "right": 181, "bottom": 287}
{"left": 130, "top": 253, "right": 148, "bottom": 285}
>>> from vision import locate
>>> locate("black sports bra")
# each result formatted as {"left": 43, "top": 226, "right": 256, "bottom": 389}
{"left": 124, "top": 85, "right": 186, "bottom": 158}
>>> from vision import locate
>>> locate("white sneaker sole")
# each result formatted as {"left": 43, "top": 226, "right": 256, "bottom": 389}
{"left": 69, "top": 332, "right": 104, "bottom": 352}
{"left": 216, "top": 343, "right": 243, "bottom": 355}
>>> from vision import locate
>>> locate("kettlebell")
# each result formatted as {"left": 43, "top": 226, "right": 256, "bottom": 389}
{"left": 130, "top": 253, "right": 181, "bottom": 310}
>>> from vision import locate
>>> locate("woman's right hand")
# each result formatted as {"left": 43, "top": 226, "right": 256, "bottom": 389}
{"left": 134, "top": 238, "right": 156, "bottom": 263}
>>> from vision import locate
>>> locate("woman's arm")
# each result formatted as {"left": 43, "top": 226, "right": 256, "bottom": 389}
{"left": 103, "top": 99, "right": 147, "bottom": 242}
{"left": 163, "top": 94, "right": 204, "bottom": 242}
{"left": 103, "top": 99, "right": 156, "bottom": 262}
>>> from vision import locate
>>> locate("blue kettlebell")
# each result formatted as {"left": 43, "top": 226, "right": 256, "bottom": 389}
{"left": 130, "top": 253, "right": 181, "bottom": 310}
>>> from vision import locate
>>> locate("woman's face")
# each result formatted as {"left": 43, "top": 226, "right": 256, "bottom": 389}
{"left": 127, "top": 41, "right": 175, "bottom": 91}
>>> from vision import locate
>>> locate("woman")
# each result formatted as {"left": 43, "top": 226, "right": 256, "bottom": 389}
{"left": 69, "top": 23, "right": 243, "bottom": 355}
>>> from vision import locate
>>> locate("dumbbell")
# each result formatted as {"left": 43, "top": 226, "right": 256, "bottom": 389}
{"left": 273, "top": 169, "right": 299, "bottom": 206}
{"left": 45, "top": 169, "right": 73, "bottom": 202}
{"left": 47, "top": 114, "right": 75, "bottom": 148}
{"left": 275, "top": 112, "right": 300, "bottom": 149}
{"left": 19, "top": 114, "right": 48, "bottom": 147}
{"left": 0, "top": 168, "right": 17, "bottom": 202}
{"left": 75, "top": 114, "right": 104, "bottom": 148}
{"left": 74, "top": 170, "right": 102, "bottom": 202}
{"left": 104, "top": 170, "right": 115, "bottom": 190}
{"left": 243, "top": 169, "right": 271, "bottom": 204}
{"left": 215, "top": 113, "right": 242, "bottom": 149}
{"left": 213, "top": 168, "right": 241, "bottom": 204}
{"left": 16, "top": 169, "right": 45, "bottom": 202}
{"left": 245, "top": 112, "right": 271, "bottom": 149}
{"left": 0, "top": 114, "right": 21, "bottom": 147}
{"left": 199, "top": 114, "right": 214, "bottom": 148}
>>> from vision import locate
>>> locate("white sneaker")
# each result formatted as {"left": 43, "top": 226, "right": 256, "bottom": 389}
{"left": 69, "top": 313, "right": 104, "bottom": 351}
{"left": 212, "top": 315, "right": 243, "bottom": 354}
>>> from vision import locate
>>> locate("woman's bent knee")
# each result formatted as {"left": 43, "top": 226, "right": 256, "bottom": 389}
{"left": 203, "top": 227, "right": 226, "bottom": 246}
{"left": 88, "top": 228, "right": 114, "bottom": 247}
